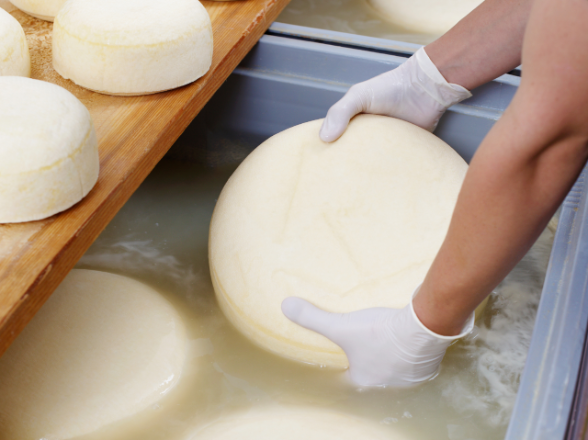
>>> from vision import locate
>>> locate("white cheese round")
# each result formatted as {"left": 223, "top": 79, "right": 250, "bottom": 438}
{"left": 0, "top": 77, "right": 99, "bottom": 223}
{"left": 8, "top": 0, "right": 66, "bottom": 21}
{"left": 0, "top": 8, "right": 30, "bottom": 76}
{"left": 209, "top": 115, "right": 468, "bottom": 368}
{"left": 0, "top": 269, "right": 188, "bottom": 440}
{"left": 368, "top": 0, "right": 483, "bottom": 34}
{"left": 190, "top": 406, "right": 410, "bottom": 440}
{"left": 52, "top": 0, "right": 213, "bottom": 96}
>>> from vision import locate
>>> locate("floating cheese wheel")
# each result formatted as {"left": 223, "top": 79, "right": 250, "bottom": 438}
{"left": 210, "top": 115, "right": 469, "bottom": 368}
{"left": 0, "top": 8, "right": 30, "bottom": 76}
{"left": 0, "top": 269, "right": 188, "bottom": 440}
{"left": 0, "top": 77, "right": 98, "bottom": 223}
{"left": 52, "top": 0, "right": 213, "bottom": 96}
{"left": 190, "top": 407, "right": 410, "bottom": 440}
{"left": 8, "top": 0, "right": 66, "bottom": 21}
{"left": 368, "top": 0, "right": 483, "bottom": 34}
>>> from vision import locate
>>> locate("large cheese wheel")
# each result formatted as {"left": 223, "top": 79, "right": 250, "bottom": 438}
{"left": 210, "top": 115, "right": 468, "bottom": 368}
{"left": 368, "top": 0, "right": 483, "bottom": 34}
{"left": 8, "top": 0, "right": 66, "bottom": 21}
{"left": 190, "top": 407, "right": 410, "bottom": 440}
{"left": 0, "top": 77, "right": 98, "bottom": 223}
{"left": 0, "top": 8, "right": 30, "bottom": 76}
{"left": 52, "top": 0, "right": 213, "bottom": 96}
{"left": 0, "top": 269, "right": 188, "bottom": 440}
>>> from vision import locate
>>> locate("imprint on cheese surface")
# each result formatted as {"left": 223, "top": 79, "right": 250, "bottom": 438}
{"left": 209, "top": 115, "right": 472, "bottom": 368}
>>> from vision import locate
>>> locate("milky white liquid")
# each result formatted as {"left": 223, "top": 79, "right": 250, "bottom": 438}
{"left": 74, "top": 159, "right": 554, "bottom": 440}
{"left": 276, "top": 0, "right": 440, "bottom": 45}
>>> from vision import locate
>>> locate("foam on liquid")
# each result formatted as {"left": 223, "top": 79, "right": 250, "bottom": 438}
{"left": 74, "top": 159, "right": 553, "bottom": 440}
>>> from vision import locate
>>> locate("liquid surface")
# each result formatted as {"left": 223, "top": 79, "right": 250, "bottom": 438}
{"left": 276, "top": 0, "right": 440, "bottom": 45}
{"left": 75, "top": 159, "right": 553, "bottom": 440}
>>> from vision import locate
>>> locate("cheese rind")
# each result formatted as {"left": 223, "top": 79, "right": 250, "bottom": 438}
{"left": 209, "top": 115, "right": 468, "bottom": 368}
{"left": 190, "top": 406, "right": 410, "bottom": 440}
{"left": 368, "top": 0, "right": 483, "bottom": 34}
{"left": 0, "top": 77, "right": 98, "bottom": 223}
{"left": 8, "top": 0, "right": 67, "bottom": 21}
{"left": 0, "top": 8, "right": 30, "bottom": 76}
{"left": 52, "top": 0, "right": 213, "bottom": 95}
{"left": 0, "top": 269, "right": 188, "bottom": 440}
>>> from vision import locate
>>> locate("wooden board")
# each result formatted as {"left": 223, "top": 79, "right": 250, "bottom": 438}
{"left": 0, "top": 0, "right": 290, "bottom": 357}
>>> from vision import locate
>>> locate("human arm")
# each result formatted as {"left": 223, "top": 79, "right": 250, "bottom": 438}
{"left": 426, "top": 0, "right": 531, "bottom": 90}
{"left": 413, "top": 0, "right": 588, "bottom": 336}
{"left": 319, "top": 0, "right": 534, "bottom": 142}
{"left": 283, "top": 0, "right": 588, "bottom": 387}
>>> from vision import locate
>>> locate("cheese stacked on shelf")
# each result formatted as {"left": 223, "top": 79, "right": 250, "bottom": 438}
{"left": 0, "top": 269, "right": 188, "bottom": 440}
{"left": 52, "top": 0, "right": 214, "bottom": 96}
{"left": 0, "top": 8, "right": 30, "bottom": 76}
{"left": 0, "top": 77, "right": 99, "bottom": 223}
{"left": 8, "top": 0, "right": 67, "bottom": 21}
{"left": 209, "top": 115, "right": 471, "bottom": 368}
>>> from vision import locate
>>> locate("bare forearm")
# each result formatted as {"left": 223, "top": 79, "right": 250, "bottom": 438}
{"left": 414, "top": 112, "right": 588, "bottom": 335}
{"left": 414, "top": 0, "right": 588, "bottom": 336}
{"left": 425, "top": 0, "right": 533, "bottom": 90}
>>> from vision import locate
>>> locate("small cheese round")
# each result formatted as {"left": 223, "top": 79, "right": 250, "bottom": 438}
{"left": 0, "top": 77, "right": 99, "bottom": 223}
{"left": 52, "top": 0, "right": 213, "bottom": 96}
{"left": 190, "top": 407, "right": 410, "bottom": 440}
{"left": 0, "top": 269, "right": 188, "bottom": 440}
{"left": 210, "top": 115, "right": 468, "bottom": 368}
{"left": 0, "top": 8, "right": 30, "bottom": 76}
{"left": 368, "top": 0, "right": 483, "bottom": 34}
{"left": 8, "top": 0, "right": 66, "bottom": 21}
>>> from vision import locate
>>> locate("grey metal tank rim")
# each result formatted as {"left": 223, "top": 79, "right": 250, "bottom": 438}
{"left": 268, "top": 22, "right": 522, "bottom": 76}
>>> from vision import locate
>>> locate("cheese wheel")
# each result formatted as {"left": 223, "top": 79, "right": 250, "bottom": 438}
{"left": 0, "top": 8, "right": 30, "bottom": 76}
{"left": 8, "top": 0, "right": 66, "bottom": 21}
{"left": 52, "top": 0, "right": 213, "bottom": 96}
{"left": 210, "top": 115, "right": 468, "bottom": 368}
{"left": 190, "top": 407, "right": 410, "bottom": 440}
{"left": 0, "top": 77, "right": 99, "bottom": 223}
{"left": 0, "top": 269, "right": 188, "bottom": 440}
{"left": 368, "top": 0, "right": 483, "bottom": 34}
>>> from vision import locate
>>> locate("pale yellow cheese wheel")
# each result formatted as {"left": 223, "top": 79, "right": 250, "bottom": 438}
{"left": 189, "top": 406, "right": 410, "bottom": 440}
{"left": 52, "top": 0, "right": 213, "bottom": 96}
{"left": 0, "top": 269, "right": 188, "bottom": 440}
{"left": 0, "top": 76, "right": 99, "bottom": 223}
{"left": 8, "top": 0, "right": 67, "bottom": 21}
{"left": 368, "top": 0, "right": 483, "bottom": 34}
{"left": 209, "top": 115, "right": 468, "bottom": 369}
{"left": 0, "top": 8, "right": 30, "bottom": 76}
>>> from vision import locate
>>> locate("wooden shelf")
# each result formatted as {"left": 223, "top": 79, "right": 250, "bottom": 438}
{"left": 0, "top": 0, "right": 290, "bottom": 357}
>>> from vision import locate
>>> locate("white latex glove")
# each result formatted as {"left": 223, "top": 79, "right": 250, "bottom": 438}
{"left": 281, "top": 289, "right": 474, "bottom": 388}
{"left": 320, "top": 47, "right": 472, "bottom": 142}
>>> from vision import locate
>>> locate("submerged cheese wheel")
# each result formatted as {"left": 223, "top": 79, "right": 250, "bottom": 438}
{"left": 190, "top": 407, "right": 410, "bottom": 440}
{"left": 368, "top": 0, "right": 483, "bottom": 34}
{"left": 8, "top": 0, "right": 66, "bottom": 21}
{"left": 0, "top": 77, "right": 99, "bottom": 223}
{"left": 52, "top": 0, "right": 213, "bottom": 96}
{"left": 0, "top": 8, "right": 30, "bottom": 76}
{"left": 0, "top": 269, "right": 188, "bottom": 440}
{"left": 210, "top": 115, "right": 469, "bottom": 368}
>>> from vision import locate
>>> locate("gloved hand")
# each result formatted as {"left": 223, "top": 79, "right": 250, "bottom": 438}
{"left": 281, "top": 288, "right": 474, "bottom": 388}
{"left": 319, "top": 47, "right": 472, "bottom": 142}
